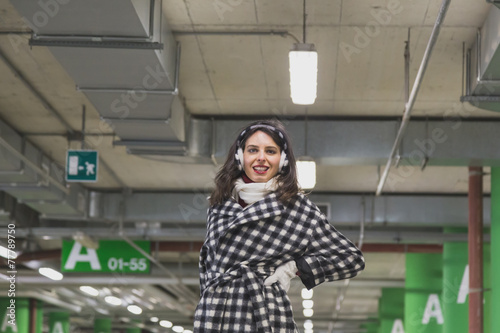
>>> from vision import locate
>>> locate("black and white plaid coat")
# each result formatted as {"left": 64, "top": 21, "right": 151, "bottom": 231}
{"left": 194, "top": 192, "right": 365, "bottom": 333}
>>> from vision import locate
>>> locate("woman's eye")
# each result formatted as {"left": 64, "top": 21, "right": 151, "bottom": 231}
{"left": 267, "top": 150, "right": 277, "bottom": 154}
{"left": 248, "top": 148, "right": 257, "bottom": 153}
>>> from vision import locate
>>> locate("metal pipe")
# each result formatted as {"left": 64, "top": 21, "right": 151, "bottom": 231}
{"left": 462, "top": 42, "right": 465, "bottom": 98}
{"left": 0, "top": 31, "right": 32, "bottom": 35}
{"left": 0, "top": 50, "right": 74, "bottom": 134}
{"left": 172, "top": 30, "right": 289, "bottom": 37}
{"left": 404, "top": 30, "right": 410, "bottom": 103}
{"left": 81, "top": 105, "right": 86, "bottom": 150}
{"left": 468, "top": 166, "right": 483, "bottom": 333}
{"left": 76, "top": 87, "right": 177, "bottom": 95}
{"left": 29, "top": 299, "right": 37, "bottom": 333}
{"left": 173, "top": 41, "right": 181, "bottom": 95}
{"left": 375, "top": 0, "right": 451, "bottom": 196}
{"left": 466, "top": 47, "right": 471, "bottom": 96}
{"left": 148, "top": 0, "right": 155, "bottom": 38}
{"left": 29, "top": 39, "right": 163, "bottom": 49}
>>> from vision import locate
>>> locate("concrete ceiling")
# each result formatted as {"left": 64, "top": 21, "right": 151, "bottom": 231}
{"left": 0, "top": 0, "right": 498, "bottom": 332}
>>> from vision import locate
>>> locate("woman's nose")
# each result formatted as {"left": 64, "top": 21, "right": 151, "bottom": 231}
{"left": 257, "top": 151, "right": 265, "bottom": 161}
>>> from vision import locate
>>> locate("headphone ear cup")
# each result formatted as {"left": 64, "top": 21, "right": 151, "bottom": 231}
{"left": 279, "top": 152, "right": 288, "bottom": 173}
{"left": 235, "top": 148, "right": 244, "bottom": 171}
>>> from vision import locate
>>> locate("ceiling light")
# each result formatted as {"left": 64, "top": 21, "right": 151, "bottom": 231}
{"left": 289, "top": 43, "right": 318, "bottom": 105}
{"left": 159, "top": 320, "right": 173, "bottom": 328}
{"left": 303, "top": 308, "right": 314, "bottom": 317}
{"left": 95, "top": 308, "right": 109, "bottom": 315}
{"left": 297, "top": 159, "right": 316, "bottom": 189}
{"left": 304, "top": 320, "right": 314, "bottom": 330}
{"left": 302, "top": 300, "right": 314, "bottom": 309}
{"left": 0, "top": 245, "right": 16, "bottom": 259}
{"left": 150, "top": 317, "right": 159, "bottom": 323}
{"left": 304, "top": 329, "right": 314, "bottom": 333}
{"left": 301, "top": 288, "right": 313, "bottom": 299}
{"left": 172, "top": 326, "right": 184, "bottom": 333}
{"left": 80, "top": 286, "right": 99, "bottom": 296}
{"left": 127, "top": 305, "right": 142, "bottom": 315}
{"left": 104, "top": 296, "right": 122, "bottom": 306}
{"left": 38, "top": 267, "right": 63, "bottom": 281}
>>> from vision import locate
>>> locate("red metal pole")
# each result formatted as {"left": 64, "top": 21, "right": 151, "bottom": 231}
{"left": 29, "top": 298, "right": 37, "bottom": 333}
{"left": 468, "top": 166, "right": 483, "bottom": 333}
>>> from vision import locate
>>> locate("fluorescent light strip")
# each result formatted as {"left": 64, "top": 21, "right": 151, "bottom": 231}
{"left": 38, "top": 267, "right": 63, "bottom": 281}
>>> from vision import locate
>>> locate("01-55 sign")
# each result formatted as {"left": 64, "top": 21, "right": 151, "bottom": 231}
{"left": 61, "top": 240, "right": 150, "bottom": 274}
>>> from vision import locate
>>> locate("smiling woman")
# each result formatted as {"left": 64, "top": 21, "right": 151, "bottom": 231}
{"left": 194, "top": 120, "right": 365, "bottom": 332}
{"left": 242, "top": 131, "right": 281, "bottom": 183}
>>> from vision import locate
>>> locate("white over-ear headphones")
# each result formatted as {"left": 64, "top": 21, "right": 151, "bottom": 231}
{"left": 234, "top": 124, "right": 289, "bottom": 173}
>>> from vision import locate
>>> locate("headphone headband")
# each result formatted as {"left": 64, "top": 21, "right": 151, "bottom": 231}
{"left": 236, "top": 124, "right": 288, "bottom": 151}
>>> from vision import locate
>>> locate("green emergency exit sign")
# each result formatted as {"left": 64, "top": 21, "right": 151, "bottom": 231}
{"left": 66, "top": 150, "right": 98, "bottom": 182}
{"left": 61, "top": 240, "right": 150, "bottom": 274}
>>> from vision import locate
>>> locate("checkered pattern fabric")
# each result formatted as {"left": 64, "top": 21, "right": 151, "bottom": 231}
{"left": 194, "top": 193, "right": 365, "bottom": 332}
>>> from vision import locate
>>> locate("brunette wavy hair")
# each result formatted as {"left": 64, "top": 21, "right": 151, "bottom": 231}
{"left": 209, "top": 119, "right": 300, "bottom": 206}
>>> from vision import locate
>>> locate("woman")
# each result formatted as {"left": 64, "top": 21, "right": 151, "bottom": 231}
{"left": 194, "top": 119, "right": 365, "bottom": 332}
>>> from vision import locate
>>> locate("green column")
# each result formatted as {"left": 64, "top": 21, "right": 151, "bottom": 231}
{"left": 0, "top": 297, "right": 29, "bottom": 333}
{"left": 442, "top": 229, "right": 467, "bottom": 333}
{"left": 484, "top": 242, "right": 491, "bottom": 333}
{"left": 492, "top": 167, "right": 500, "bottom": 333}
{"left": 361, "top": 320, "right": 379, "bottom": 333}
{"left": 49, "top": 312, "right": 69, "bottom": 333}
{"left": 378, "top": 288, "right": 404, "bottom": 333}
{"left": 126, "top": 320, "right": 141, "bottom": 333}
{"left": 94, "top": 318, "right": 111, "bottom": 333}
{"left": 405, "top": 253, "right": 443, "bottom": 333}
{"left": 126, "top": 327, "right": 141, "bottom": 333}
{"left": 35, "top": 300, "right": 43, "bottom": 333}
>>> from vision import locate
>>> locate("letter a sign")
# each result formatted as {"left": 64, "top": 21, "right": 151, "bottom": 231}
{"left": 391, "top": 319, "right": 404, "bottom": 333}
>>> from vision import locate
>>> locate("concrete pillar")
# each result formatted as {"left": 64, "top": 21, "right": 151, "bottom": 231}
{"left": 405, "top": 253, "right": 443, "bottom": 333}
{"left": 0, "top": 297, "right": 29, "bottom": 333}
{"left": 378, "top": 288, "right": 404, "bottom": 333}
{"left": 49, "top": 312, "right": 69, "bottom": 333}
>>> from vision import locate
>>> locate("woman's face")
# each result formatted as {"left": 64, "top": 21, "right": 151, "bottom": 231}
{"left": 243, "top": 131, "right": 281, "bottom": 183}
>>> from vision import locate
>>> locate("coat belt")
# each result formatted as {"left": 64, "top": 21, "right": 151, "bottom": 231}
{"left": 205, "top": 265, "right": 273, "bottom": 333}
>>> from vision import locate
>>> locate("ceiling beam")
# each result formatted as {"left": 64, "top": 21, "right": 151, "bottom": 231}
{"left": 211, "top": 119, "right": 500, "bottom": 166}
{"left": 79, "top": 191, "right": 491, "bottom": 227}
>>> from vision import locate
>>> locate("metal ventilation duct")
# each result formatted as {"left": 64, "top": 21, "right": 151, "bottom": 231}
{"left": 0, "top": 119, "right": 86, "bottom": 217}
{"left": 11, "top": 0, "right": 186, "bottom": 154}
{"left": 463, "top": 5, "right": 500, "bottom": 111}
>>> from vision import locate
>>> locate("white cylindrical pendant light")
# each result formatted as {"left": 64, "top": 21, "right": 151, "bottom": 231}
{"left": 297, "top": 159, "right": 316, "bottom": 189}
{"left": 289, "top": 43, "right": 318, "bottom": 105}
